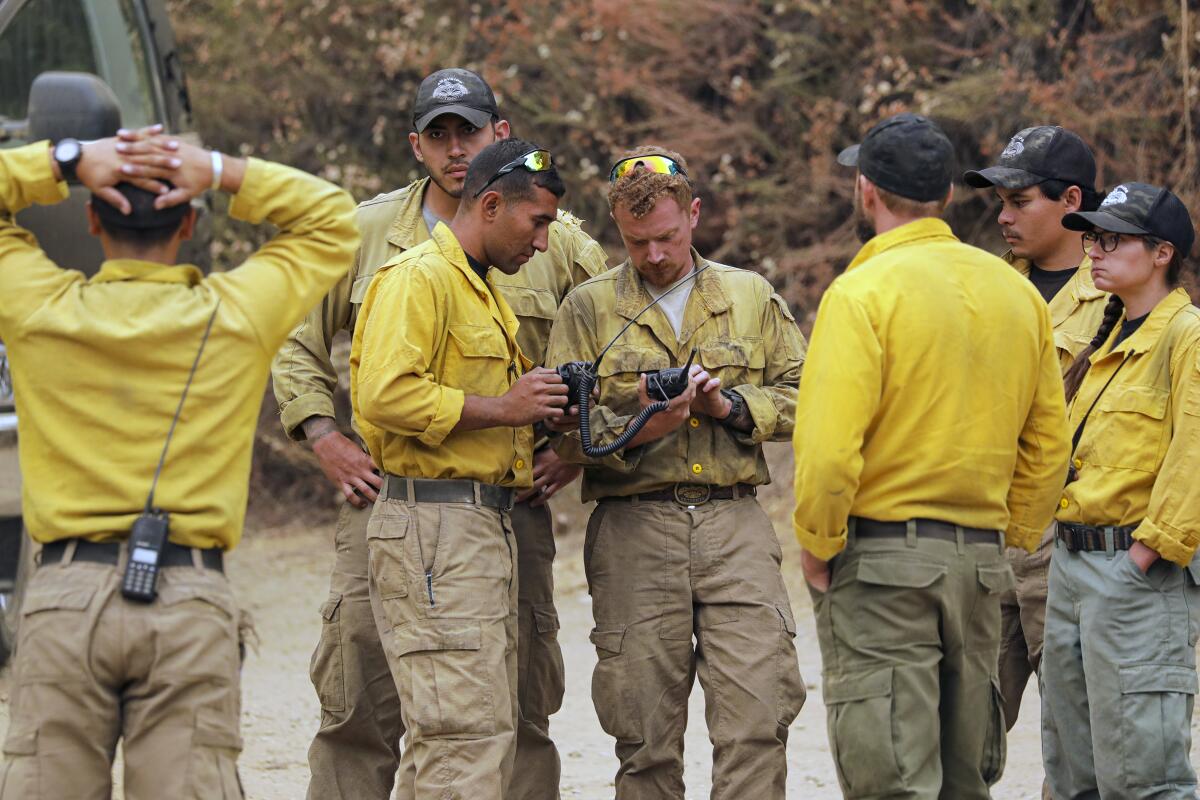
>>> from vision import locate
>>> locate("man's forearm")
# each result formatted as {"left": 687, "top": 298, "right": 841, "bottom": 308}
{"left": 454, "top": 395, "right": 513, "bottom": 433}
{"left": 301, "top": 415, "right": 339, "bottom": 444}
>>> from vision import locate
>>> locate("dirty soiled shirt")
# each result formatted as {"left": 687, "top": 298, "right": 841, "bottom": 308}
{"left": 1059, "top": 288, "right": 1200, "bottom": 566}
{"left": 271, "top": 176, "right": 608, "bottom": 439}
{"left": 644, "top": 266, "right": 695, "bottom": 339}
{"left": 351, "top": 223, "right": 534, "bottom": 488}
{"left": 0, "top": 143, "right": 359, "bottom": 549}
{"left": 1007, "top": 252, "right": 1108, "bottom": 374}
{"left": 792, "top": 218, "right": 1070, "bottom": 560}
{"left": 546, "top": 251, "right": 806, "bottom": 500}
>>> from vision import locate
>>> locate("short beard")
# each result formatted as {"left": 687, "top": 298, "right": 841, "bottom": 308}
{"left": 854, "top": 207, "right": 876, "bottom": 243}
{"left": 426, "top": 170, "right": 464, "bottom": 200}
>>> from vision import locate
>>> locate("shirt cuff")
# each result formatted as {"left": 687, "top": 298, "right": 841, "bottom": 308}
{"left": 19, "top": 142, "right": 69, "bottom": 206}
{"left": 416, "top": 387, "right": 465, "bottom": 448}
{"left": 1005, "top": 522, "right": 1042, "bottom": 553}
{"left": 227, "top": 158, "right": 269, "bottom": 222}
{"left": 795, "top": 526, "right": 847, "bottom": 561}
{"left": 1134, "top": 518, "right": 1199, "bottom": 567}
{"left": 279, "top": 392, "right": 338, "bottom": 440}
{"left": 729, "top": 385, "right": 777, "bottom": 445}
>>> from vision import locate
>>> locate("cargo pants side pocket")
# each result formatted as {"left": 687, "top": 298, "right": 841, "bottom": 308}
{"left": 1119, "top": 663, "right": 1198, "bottom": 789}
{"left": 393, "top": 619, "right": 495, "bottom": 740}
{"left": 0, "top": 725, "right": 38, "bottom": 799}
{"left": 823, "top": 666, "right": 905, "bottom": 798}
{"left": 187, "top": 707, "right": 244, "bottom": 800}
{"left": 310, "top": 593, "right": 345, "bottom": 714}
{"left": 589, "top": 624, "right": 643, "bottom": 743}
{"left": 981, "top": 675, "right": 1007, "bottom": 785}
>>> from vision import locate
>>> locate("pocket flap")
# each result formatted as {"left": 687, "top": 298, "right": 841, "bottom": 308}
{"left": 1102, "top": 385, "right": 1169, "bottom": 419}
{"left": 533, "top": 603, "right": 560, "bottom": 634}
{"left": 777, "top": 604, "right": 797, "bottom": 636}
{"left": 856, "top": 557, "right": 947, "bottom": 589}
{"left": 1187, "top": 559, "right": 1200, "bottom": 588}
{"left": 1119, "top": 664, "right": 1199, "bottom": 695}
{"left": 393, "top": 619, "right": 482, "bottom": 656}
{"left": 699, "top": 338, "right": 766, "bottom": 370}
{"left": 320, "top": 593, "right": 343, "bottom": 622}
{"left": 21, "top": 584, "right": 97, "bottom": 615}
{"left": 350, "top": 274, "right": 374, "bottom": 305}
{"left": 977, "top": 564, "right": 1016, "bottom": 594}
{"left": 823, "top": 667, "right": 893, "bottom": 704}
{"left": 2, "top": 725, "right": 36, "bottom": 756}
{"left": 596, "top": 346, "right": 668, "bottom": 377}
{"left": 448, "top": 324, "right": 508, "bottom": 359}
{"left": 193, "top": 708, "right": 244, "bottom": 750}
{"left": 366, "top": 509, "right": 409, "bottom": 540}
{"left": 588, "top": 625, "right": 626, "bottom": 654}
{"left": 157, "top": 580, "right": 236, "bottom": 619}
{"left": 497, "top": 285, "right": 558, "bottom": 320}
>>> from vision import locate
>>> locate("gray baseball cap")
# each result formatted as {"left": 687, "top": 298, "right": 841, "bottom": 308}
{"left": 1063, "top": 182, "right": 1195, "bottom": 256}
{"left": 412, "top": 68, "right": 499, "bottom": 133}
{"left": 964, "top": 126, "right": 1096, "bottom": 191}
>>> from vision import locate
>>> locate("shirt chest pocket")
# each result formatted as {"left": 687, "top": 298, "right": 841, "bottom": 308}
{"left": 597, "top": 345, "right": 669, "bottom": 414}
{"left": 446, "top": 324, "right": 514, "bottom": 393}
{"left": 498, "top": 286, "right": 558, "bottom": 365}
{"left": 699, "top": 337, "right": 764, "bottom": 387}
{"left": 1091, "top": 385, "right": 1171, "bottom": 472}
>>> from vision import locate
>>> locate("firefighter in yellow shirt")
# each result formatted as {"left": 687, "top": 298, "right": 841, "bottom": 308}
{"left": 963, "top": 126, "right": 1108, "bottom": 743}
{"left": 1042, "top": 184, "right": 1200, "bottom": 799}
{"left": 792, "top": 113, "right": 1069, "bottom": 798}
{"left": 351, "top": 139, "right": 568, "bottom": 799}
{"left": 0, "top": 132, "right": 358, "bottom": 799}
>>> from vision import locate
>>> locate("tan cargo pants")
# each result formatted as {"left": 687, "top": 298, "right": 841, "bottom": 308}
{"left": 367, "top": 497, "right": 519, "bottom": 800}
{"left": 308, "top": 499, "right": 564, "bottom": 800}
{"left": 0, "top": 552, "right": 243, "bottom": 800}
{"left": 997, "top": 523, "right": 1053, "bottom": 729}
{"left": 809, "top": 520, "right": 1012, "bottom": 800}
{"left": 585, "top": 495, "right": 806, "bottom": 800}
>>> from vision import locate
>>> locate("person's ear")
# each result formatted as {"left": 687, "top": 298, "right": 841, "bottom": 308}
{"left": 688, "top": 197, "right": 701, "bottom": 230}
{"left": 480, "top": 191, "right": 502, "bottom": 222}
{"left": 85, "top": 201, "right": 102, "bottom": 236}
{"left": 1062, "top": 185, "right": 1083, "bottom": 214}
{"left": 1153, "top": 242, "right": 1175, "bottom": 270}
{"left": 409, "top": 131, "right": 424, "bottom": 165}
{"left": 177, "top": 207, "right": 197, "bottom": 243}
{"left": 858, "top": 174, "right": 876, "bottom": 213}
{"left": 493, "top": 119, "right": 511, "bottom": 141}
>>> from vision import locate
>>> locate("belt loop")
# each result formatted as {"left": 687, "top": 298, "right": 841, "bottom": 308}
{"left": 846, "top": 517, "right": 857, "bottom": 548}
{"left": 472, "top": 481, "right": 482, "bottom": 506}
{"left": 404, "top": 477, "right": 416, "bottom": 508}
{"left": 63, "top": 538, "right": 78, "bottom": 566}
{"left": 954, "top": 525, "right": 965, "bottom": 555}
{"left": 1104, "top": 526, "right": 1116, "bottom": 559}
{"left": 191, "top": 547, "right": 203, "bottom": 570}
{"left": 905, "top": 519, "right": 918, "bottom": 548}
{"left": 998, "top": 530, "right": 1006, "bottom": 554}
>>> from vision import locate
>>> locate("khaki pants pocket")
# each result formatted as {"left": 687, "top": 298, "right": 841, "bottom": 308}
{"left": 1119, "top": 663, "right": 1198, "bottom": 788}
{"left": 0, "top": 725, "right": 38, "bottom": 799}
{"left": 526, "top": 602, "right": 565, "bottom": 719}
{"left": 589, "top": 625, "right": 643, "bottom": 742}
{"left": 775, "top": 605, "right": 806, "bottom": 726}
{"left": 310, "top": 593, "right": 346, "bottom": 713}
{"left": 823, "top": 666, "right": 905, "bottom": 798}
{"left": 186, "top": 707, "right": 244, "bottom": 800}
{"left": 365, "top": 507, "right": 411, "bottom": 601}
{"left": 393, "top": 619, "right": 495, "bottom": 740}
{"left": 981, "top": 675, "right": 1007, "bottom": 785}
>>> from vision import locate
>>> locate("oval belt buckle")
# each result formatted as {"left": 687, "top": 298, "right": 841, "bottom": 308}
{"left": 674, "top": 483, "right": 711, "bottom": 508}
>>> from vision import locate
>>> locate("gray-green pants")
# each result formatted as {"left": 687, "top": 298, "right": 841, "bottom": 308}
{"left": 810, "top": 521, "right": 1012, "bottom": 799}
{"left": 1041, "top": 537, "right": 1200, "bottom": 799}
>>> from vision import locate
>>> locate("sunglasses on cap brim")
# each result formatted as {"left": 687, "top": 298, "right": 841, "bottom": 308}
{"left": 473, "top": 149, "right": 554, "bottom": 197}
{"left": 608, "top": 154, "right": 689, "bottom": 184}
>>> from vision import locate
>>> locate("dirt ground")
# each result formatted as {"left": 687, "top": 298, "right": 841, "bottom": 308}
{"left": 2, "top": 443, "right": 1197, "bottom": 798}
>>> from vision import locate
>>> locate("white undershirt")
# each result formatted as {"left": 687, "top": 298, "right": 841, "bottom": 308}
{"left": 645, "top": 267, "right": 696, "bottom": 339}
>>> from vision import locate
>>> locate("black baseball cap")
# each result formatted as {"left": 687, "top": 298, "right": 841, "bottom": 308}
{"left": 91, "top": 183, "right": 189, "bottom": 231}
{"left": 964, "top": 126, "right": 1096, "bottom": 191}
{"left": 1063, "top": 182, "right": 1195, "bottom": 256}
{"left": 412, "top": 68, "right": 499, "bottom": 133}
{"left": 837, "top": 113, "right": 955, "bottom": 202}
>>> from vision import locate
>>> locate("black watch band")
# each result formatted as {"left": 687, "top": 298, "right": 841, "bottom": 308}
{"left": 53, "top": 138, "right": 83, "bottom": 183}
{"left": 719, "top": 388, "right": 747, "bottom": 428}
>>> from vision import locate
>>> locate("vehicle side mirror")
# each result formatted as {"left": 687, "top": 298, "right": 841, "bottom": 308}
{"left": 27, "top": 72, "right": 121, "bottom": 143}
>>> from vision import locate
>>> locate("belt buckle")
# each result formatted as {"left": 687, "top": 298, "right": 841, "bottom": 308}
{"left": 673, "top": 483, "right": 711, "bottom": 507}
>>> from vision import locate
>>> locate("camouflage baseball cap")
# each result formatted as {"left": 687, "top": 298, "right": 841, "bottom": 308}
{"left": 1063, "top": 182, "right": 1195, "bottom": 256}
{"left": 412, "top": 68, "right": 499, "bottom": 133}
{"left": 837, "top": 113, "right": 955, "bottom": 202}
{"left": 963, "top": 126, "right": 1096, "bottom": 191}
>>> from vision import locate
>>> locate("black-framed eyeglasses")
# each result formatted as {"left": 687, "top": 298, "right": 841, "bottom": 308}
{"left": 1081, "top": 230, "right": 1132, "bottom": 255}
{"left": 608, "top": 154, "right": 689, "bottom": 184}
{"left": 472, "top": 149, "right": 554, "bottom": 197}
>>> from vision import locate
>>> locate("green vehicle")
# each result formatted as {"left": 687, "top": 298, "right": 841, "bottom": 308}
{"left": 0, "top": 0, "right": 209, "bottom": 663}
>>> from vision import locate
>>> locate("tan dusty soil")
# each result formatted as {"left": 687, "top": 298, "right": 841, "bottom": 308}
{"left": 2, "top": 443, "right": 1198, "bottom": 798}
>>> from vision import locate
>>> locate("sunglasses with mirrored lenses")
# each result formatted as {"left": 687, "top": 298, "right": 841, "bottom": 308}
{"left": 1081, "top": 230, "right": 1134, "bottom": 255}
{"left": 473, "top": 149, "right": 554, "bottom": 197}
{"left": 608, "top": 154, "right": 689, "bottom": 184}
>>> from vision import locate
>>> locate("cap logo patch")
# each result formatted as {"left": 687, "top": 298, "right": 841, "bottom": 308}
{"left": 1101, "top": 185, "right": 1128, "bottom": 207}
{"left": 1001, "top": 135, "right": 1025, "bottom": 158}
{"left": 431, "top": 77, "right": 469, "bottom": 102}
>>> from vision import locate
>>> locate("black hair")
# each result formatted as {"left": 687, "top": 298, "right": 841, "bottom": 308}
{"left": 91, "top": 183, "right": 188, "bottom": 248}
{"left": 1039, "top": 179, "right": 1104, "bottom": 213}
{"left": 461, "top": 138, "right": 565, "bottom": 205}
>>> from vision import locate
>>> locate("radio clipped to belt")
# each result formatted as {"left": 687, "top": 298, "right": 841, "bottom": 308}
{"left": 556, "top": 266, "right": 708, "bottom": 457}
{"left": 123, "top": 302, "right": 220, "bottom": 602}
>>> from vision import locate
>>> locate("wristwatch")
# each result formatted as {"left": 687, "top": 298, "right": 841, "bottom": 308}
{"left": 53, "top": 138, "right": 83, "bottom": 183}
{"left": 719, "top": 388, "right": 747, "bottom": 428}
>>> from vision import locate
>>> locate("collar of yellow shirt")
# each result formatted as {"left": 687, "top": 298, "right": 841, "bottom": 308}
{"left": 612, "top": 248, "right": 731, "bottom": 344}
{"left": 1007, "top": 251, "right": 1106, "bottom": 326}
{"left": 426, "top": 220, "right": 524, "bottom": 347}
{"left": 845, "top": 217, "right": 957, "bottom": 273}
{"left": 1092, "top": 286, "right": 1193, "bottom": 361}
{"left": 90, "top": 259, "right": 204, "bottom": 286}
{"left": 385, "top": 176, "right": 432, "bottom": 251}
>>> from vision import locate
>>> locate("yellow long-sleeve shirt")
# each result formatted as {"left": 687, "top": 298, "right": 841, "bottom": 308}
{"left": 0, "top": 142, "right": 359, "bottom": 549}
{"left": 1059, "top": 288, "right": 1200, "bottom": 566}
{"left": 350, "top": 222, "right": 533, "bottom": 487}
{"left": 792, "top": 218, "right": 1070, "bottom": 559}
{"left": 1007, "top": 252, "right": 1108, "bottom": 373}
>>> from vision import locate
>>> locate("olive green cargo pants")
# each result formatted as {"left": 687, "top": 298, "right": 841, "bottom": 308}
{"left": 308, "top": 498, "right": 565, "bottom": 800}
{"left": 0, "top": 552, "right": 243, "bottom": 800}
{"left": 585, "top": 495, "right": 806, "bottom": 800}
{"left": 809, "top": 521, "right": 1011, "bottom": 799}
{"left": 1041, "top": 539, "right": 1200, "bottom": 799}
{"left": 997, "top": 524, "right": 1053, "bottom": 729}
{"left": 367, "top": 497, "right": 520, "bottom": 800}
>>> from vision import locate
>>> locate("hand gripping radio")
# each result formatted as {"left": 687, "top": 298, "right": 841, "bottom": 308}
{"left": 555, "top": 266, "right": 708, "bottom": 457}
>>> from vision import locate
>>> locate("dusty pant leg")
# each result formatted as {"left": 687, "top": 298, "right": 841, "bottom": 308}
{"left": 691, "top": 498, "right": 804, "bottom": 800}
{"left": 0, "top": 562, "right": 122, "bottom": 800}
{"left": 368, "top": 499, "right": 518, "bottom": 800}
{"left": 508, "top": 499, "right": 564, "bottom": 800}
{"left": 1077, "top": 550, "right": 1199, "bottom": 800}
{"left": 997, "top": 581, "right": 1030, "bottom": 730}
{"left": 812, "top": 536, "right": 950, "bottom": 800}
{"left": 585, "top": 501, "right": 694, "bottom": 800}
{"left": 1040, "top": 543, "right": 1098, "bottom": 800}
{"left": 938, "top": 540, "right": 1011, "bottom": 800}
{"left": 307, "top": 501, "right": 405, "bottom": 800}
{"left": 998, "top": 523, "right": 1055, "bottom": 734}
{"left": 121, "top": 565, "right": 244, "bottom": 800}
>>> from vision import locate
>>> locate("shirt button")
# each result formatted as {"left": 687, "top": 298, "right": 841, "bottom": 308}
{"left": 1060, "top": 497, "right": 1069, "bottom": 509}
{"left": 515, "top": 459, "right": 525, "bottom": 470}
{"left": 689, "top": 417, "right": 700, "bottom": 428}
{"left": 692, "top": 463, "right": 703, "bottom": 475}
{"left": 1073, "top": 458, "right": 1083, "bottom": 470}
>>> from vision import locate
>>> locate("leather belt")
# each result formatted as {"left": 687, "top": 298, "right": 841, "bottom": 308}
{"left": 851, "top": 517, "right": 1004, "bottom": 546}
{"left": 605, "top": 483, "right": 757, "bottom": 506}
{"left": 41, "top": 538, "right": 224, "bottom": 572}
{"left": 1057, "top": 522, "right": 1138, "bottom": 552}
{"left": 383, "top": 474, "right": 515, "bottom": 510}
